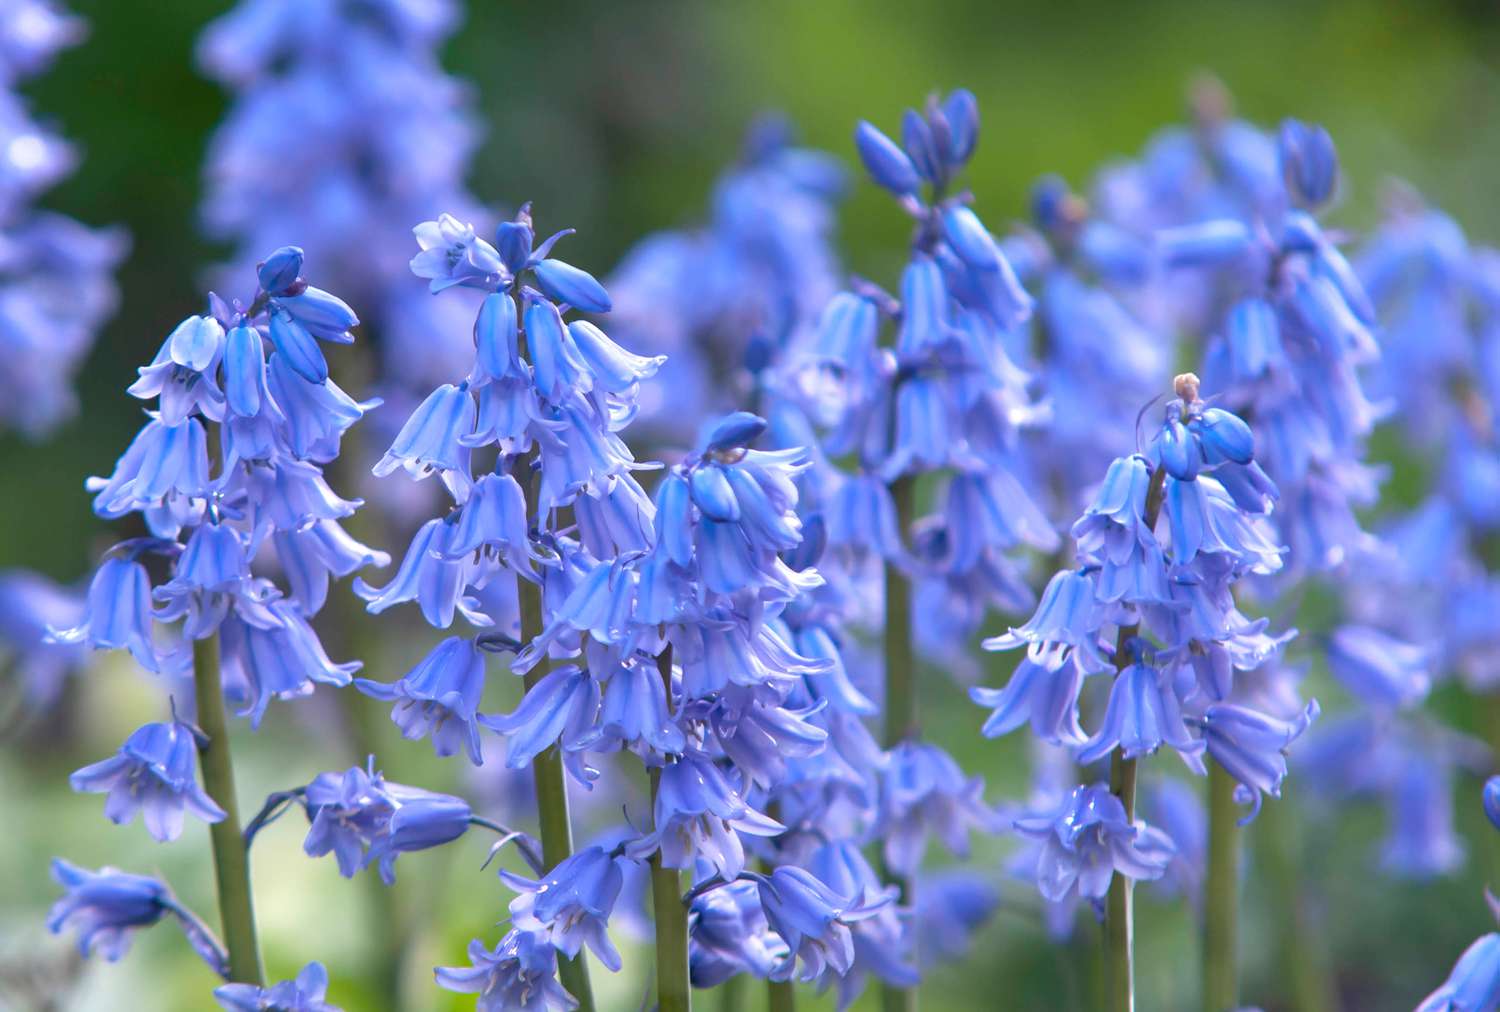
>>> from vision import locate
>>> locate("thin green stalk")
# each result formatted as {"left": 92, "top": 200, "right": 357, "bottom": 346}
{"left": 1105, "top": 750, "right": 1138, "bottom": 1012}
{"left": 881, "top": 473, "right": 917, "bottom": 1012}
{"left": 718, "top": 975, "right": 747, "bottom": 1012}
{"left": 191, "top": 631, "right": 263, "bottom": 984}
{"left": 1203, "top": 761, "right": 1239, "bottom": 1012}
{"left": 649, "top": 647, "right": 691, "bottom": 1012}
{"left": 768, "top": 978, "right": 796, "bottom": 1012}
{"left": 1104, "top": 464, "right": 1166, "bottom": 1012}
{"left": 1258, "top": 785, "right": 1337, "bottom": 1012}
{"left": 517, "top": 566, "right": 594, "bottom": 1010}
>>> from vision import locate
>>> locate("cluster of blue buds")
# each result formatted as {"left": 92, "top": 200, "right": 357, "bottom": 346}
{"left": 983, "top": 375, "right": 1314, "bottom": 910}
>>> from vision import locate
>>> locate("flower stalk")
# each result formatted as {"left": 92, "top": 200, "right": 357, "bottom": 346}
{"left": 650, "top": 647, "right": 691, "bottom": 1012}
{"left": 881, "top": 472, "right": 917, "bottom": 1012}
{"left": 1204, "top": 761, "right": 1239, "bottom": 1011}
{"left": 191, "top": 630, "right": 263, "bottom": 985}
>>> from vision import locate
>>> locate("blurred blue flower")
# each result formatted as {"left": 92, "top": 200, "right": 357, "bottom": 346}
{"left": 435, "top": 930, "right": 576, "bottom": 1012}
{"left": 215, "top": 961, "right": 343, "bottom": 1012}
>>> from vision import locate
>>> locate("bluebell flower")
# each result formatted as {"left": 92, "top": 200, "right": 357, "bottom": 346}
{"left": 51, "top": 555, "right": 162, "bottom": 672}
{"left": 303, "top": 762, "right": 472, "bottom": 885}
{"left": 984, "top": 570, "right": 1108, "bottom": 673}
{"left": 1200, "top": 701, "right": 1318, "bottom": 822}
{"left": 480, "top": 665, "right": 598, "bottom": 770}
{"left": 913, "top": 870, "right": 998, "bottom": 967}
{"left": 273, "top": 519, "right": 390, "bottom": 615}
{"left": 47, "top": 859, "right": 226, "bottom": 974}
{"left": 435, "top": 930, "right": 576, "bottom": 1012}
{"left": 354, "top": 517, "right": 489, "bottom": 629}
{"left": 1078, "top": 661, "right": 1205, "bottom": 770}
{"left": 1013, "top": 783, "right": 1175, "bottom": 906}
{"left": 595, "top": 657, "right": 686, "bottom": 756}
{"left": 629, "top": 755, "right": 783, "bottom": 879}
{"left": 875, "top": 741, "right": 996, "bottom": 876}
{"left": 805, "top": 840, "right": 917, "bottom": 1001}
{"left": 220, "top": 601, "right": 360, "bottom": 728}
{"left": 70, "top": 720, "right": 224, "bottom": 842}
{"left": 1278, "top": 119, "right": 1338, "bottom": 208}
{"left": 756, "top": 866, "right": 893, "bottom": 983}
{"left": 854, "top": 120, "right": 920, "bottom": 195}
{"left": 1143, "top": 778, "right": 1207, "bottom": 906}
{"left": 373, "top": 381, "right": 475, "bottom": 498}
{"left": 215, "top": 962, "right": 343, "bottom": 1012}
{"left": 971, "top": 657, "right": 1088, "bottom": 747}
{"left": 501, "top": 845, "right": 623, "bottom": 971}
{"left": 1418, "top": 931, "right": 1500, "bottom": 1012}
{"left": 689, "top": 879, "right": 787, "bottom": 987}
{"left": 356, "top": 636, "right": 490, "bottom": 765}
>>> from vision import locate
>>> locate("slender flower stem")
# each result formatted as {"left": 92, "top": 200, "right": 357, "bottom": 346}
{"left": 650, "top": 647, "right": 691, "bottom": 1012}
{"left": 1258, "top": 784, "right": 1337, "bottom": 1012}
{"left": 718, "top": 975, "right": 747, "bottom": 1012}
{"left": 762, "top": 801, "right": 795, "bottom": 1012}
{"left": 1203, "top": 760, "right": 1239, "bottom": 1012}
{"left": 1104, "top": 750, "right": 1138, "bottom": 1012}
{"left": 517, "top": 562, "right": 594, "bottom": 1011}
{"left": 1104, "top": 464, "right": 1166, "bottom": 1012}
{"left": 191, "top": 631, "right": 263, "bottom": 985}
{"left": 881, "top": 472, "right": 917, "bottom": 1012}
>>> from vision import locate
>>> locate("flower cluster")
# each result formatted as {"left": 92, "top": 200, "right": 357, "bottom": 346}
{"left": 984, "top": 376, "right": 1314, "bottom": 908}
{"left": 48, "top": 251, "right": 384, "bottom": 985}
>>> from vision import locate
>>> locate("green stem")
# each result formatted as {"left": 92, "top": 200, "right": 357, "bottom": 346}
{"left": 191, "top": 631, "right": 263, "bottom": 985}
{"left": 1258, "top": 784, "right": 1336, "bottom": 1012}
{"left": 768, "top": 978, "right": 796, "bottom": 1012}
{"left": 649, "top": 648, "right": 691, "bottom": 1012}
{"left": 1105, "top": 750, "right": 1138, "bottom": 1012}
{"left": 718, "top": 975, "right": 747, "bottom": 1012}
{"left": 1203, "top": 761, "right": 1239, "bottom": 1012}
{"left": 1104, "top": 464, "right": 1166, "bottom": 1012}
{"left": 881, "top": 473, "right": 917, "bottom": 1012}
{"left": 517, "top": 566, "right": 594, "bottom": 1011}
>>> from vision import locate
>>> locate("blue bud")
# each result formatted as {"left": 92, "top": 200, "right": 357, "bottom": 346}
{"left": 256, "top": 245, "right": 304, "bottom": 294}
{"left": 655, "top": 472, "right": 693, "bottom": 567}
{"left": 472, "top": 292, "right": 520, "bottom": 384}
{"left": 269, "top": 309, "right": 329, "bottom": 384}
{"left": 690, "top": 464, "right": 740, "bottom": 521}
{"left": 1484, "top": 776, "right": 1500, "bottom": 831}
{"left": 942, "top": 206, "right": 1001, "bottom": 272}
{"left": 496, "top": 218, "right": 534, "bottom": 274}
{"left": 532, "top": 259, "right": 612, "bottom": 314}
{"left": 1157, "top": 417, "right": 1200, "bottom": 481}
{"left": 1278, "top": 119, "right": 1338, "bottom": 207}
{"left": 854, "top": 120, "right": 921, "bottom": 195}
{"left": 1156, "top": 220, "right": 1253, "bottom": 269}
{"left": 901, "top": 109, "right": 940, "bottom": 183}
{"left": 223, "top": 325, "right": 265, "bottom": 417}
{"left": 703, "top": 411, "right": 767, "bottom": 453}
{"left": 276, "top": 286, "right": 359, "bottom": 339}
{"left": 942, "top": 89, "right": 979, "bottom": 165}
{"left": 1192, "top": 407, "right": 1254, "bottom": 466}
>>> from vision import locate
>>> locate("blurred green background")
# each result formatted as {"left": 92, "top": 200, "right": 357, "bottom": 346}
{"left": 5, "top": 1, "right": 1500, "bottom": 1009}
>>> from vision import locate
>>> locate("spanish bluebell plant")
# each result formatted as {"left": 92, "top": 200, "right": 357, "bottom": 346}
{"left": 50, "top": 249, "right": 385, "bottom": 992}
{"left": 982, "top": 372, "right": 1313, "bottom": 1011}
{"left": 771, "top": 92, "right": 1053, "bottom": 1008}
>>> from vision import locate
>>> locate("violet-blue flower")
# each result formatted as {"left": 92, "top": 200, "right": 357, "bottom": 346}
{"left": 70, "top": 720, "right": 225, "bottom": 842}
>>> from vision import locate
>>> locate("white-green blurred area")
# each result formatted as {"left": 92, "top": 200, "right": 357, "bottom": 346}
{"left": 5, "top": 1, "right": 1500, "bottom": 1009}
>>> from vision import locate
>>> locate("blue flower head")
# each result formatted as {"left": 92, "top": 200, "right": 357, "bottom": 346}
{"left": 70, "top": 720, "right": 225, "bottom": 842}
{"left": 1013, "top": 782, "right": 1175, "bottom": 908}
{"left": 435, "top": 930, "right": 576, "bottom": 1012}
{"left": 502, "top": 845, "right": 623, "bottom": 972}
{"left": 47, "top": 859, "right": 226, "bottom": 974}
{"left": 356, "top": 636, "right": 490, "bottom": 765}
